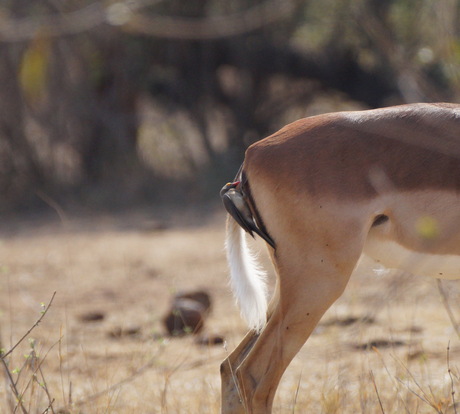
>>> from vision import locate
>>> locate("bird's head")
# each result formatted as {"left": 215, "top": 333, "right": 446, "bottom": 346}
{"left": 220, "top": 180, "right": 241, "bottom": 197}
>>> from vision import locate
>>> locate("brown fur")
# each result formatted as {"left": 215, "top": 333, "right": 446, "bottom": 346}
{"left": 221, "top": 103, "right": 460, "bottom": 413}
{"left": 245, "top": 103, "right": 460, "bottom": 199}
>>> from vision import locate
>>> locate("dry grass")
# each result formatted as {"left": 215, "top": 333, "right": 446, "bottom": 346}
{"left": 1, "top": 209, "right": 460, "bottom": 413}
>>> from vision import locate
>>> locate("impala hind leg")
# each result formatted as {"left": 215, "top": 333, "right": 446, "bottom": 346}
{"left": 221, "top": 285, "right": 280, "bottom": 412}
{"left": 221, "top": 248, "right": 360, "bottom": 414}
{"left": 220, "top": 330, "right": 259, "bottom": 413}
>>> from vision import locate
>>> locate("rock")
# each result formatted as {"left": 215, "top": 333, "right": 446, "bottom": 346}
{"left": 79, "top": 311, "right": 105, "bottom": 322}
{"left": 195, "top": 334, "right": 225, "bottom": 346}
{"left": 174, "top": 290, "right": 211, "bottom": 312}
{"left": 322, "top": 315, "right": 375, "bottom": 327}
{"left": 163, "top": 298, "right": 206, "bottom": 336}
{"left": 353, "top": 338, "right": 406, "bottom": 351}
{"left": 108, "top": 325, "right": 141, "bottom": 339}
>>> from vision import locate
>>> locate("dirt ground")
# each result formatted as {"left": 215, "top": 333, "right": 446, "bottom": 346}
{"left": 1, "top": 208, "right": 460, "bottom": 413}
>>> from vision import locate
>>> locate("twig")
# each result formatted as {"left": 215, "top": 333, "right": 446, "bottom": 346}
{"left": 126, "top": 0, "right": 298, "bottom": 40}
{"left": 370, "top": 370, "right": 386, "bottom": 414}
{"left": 0, "top": 293, "right": 56, "bottom": 414}
{"left": 291, "top": 370, "right": 303, "bottom": 414}
{"left": 437, "top": 280, "right": 460, "bottom": 339}
{"left": 40, "top": 399, "right": 55, "bottom": 414}
{"left": 0, "top": 0, "right": 297, "bottom": 42}
{"left": 447, "top": 341, "right": 458, "bottom": 414}
{"left": 1, "top": 358, "right": 28, "bottom": 414}
{"left": 392, "top": 354, "right": 443, "bottom": 414}
{"left": 0, "top": 0, "right": 163, "bottom": 42}
{"left": 0, "top": 324, "right": 15, "bottom": 412}
{"left": 1, "top": 292, "right": 56, "bottom": 360}
{"left": 372, "top": 347, "right": 411, "bottom": 414}
{"left": 12, "top": 336, "right": 62, "bottom": 414}
{"left": 34, "top": 191, "right": 68, "bottom": 228}
{"left": 37, "top": 364, "right": 56, "bottom": 414}
{"left": 58, "top": 326, "right": 67, "bottom": 408}
{"left": 160, "top": 371, "right": 169, "bottom": 414}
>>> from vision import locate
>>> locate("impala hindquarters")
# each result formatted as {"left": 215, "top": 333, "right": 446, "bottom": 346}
{"left": 221, "top": 139, "right": 376, "bottom": 413}
{"left": 221, "top": 103, "right": 460, "bottom": 414}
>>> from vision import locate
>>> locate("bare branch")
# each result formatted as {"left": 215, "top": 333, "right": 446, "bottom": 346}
{"left": 0, "top": 0, "right": 161, "bottom": 42}
{"left": 447, "top": 341, "right": 458, "bottom": 414}
{"left": 0, "top": 0, "right": 298, "bottom": 42}
{"left": 125, "top": 0, "right": 299, "bottom": 40}
{"left": 1, "top": 292, "right": 56, "bottom": 360}
{"left": 1, "top": 358, "right": 28, "bottom": 414}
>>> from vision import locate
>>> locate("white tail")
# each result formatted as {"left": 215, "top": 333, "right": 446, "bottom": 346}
{"left": 225, "top": 215, "right": 268, "bottom": 331}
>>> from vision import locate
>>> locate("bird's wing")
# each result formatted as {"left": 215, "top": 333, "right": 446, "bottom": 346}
{"left": 251, "top": 223, "right": 275, "bottom": 249}
{"left": 222, "top": 192, "right": 255, "bottom": 238}
{"left": 222, "top": 190, "right": 276, "bottom": 249}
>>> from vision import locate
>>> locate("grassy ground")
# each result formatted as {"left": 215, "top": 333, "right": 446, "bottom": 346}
{"left": 1, "top": 209, "right": 460, "bottom": 413}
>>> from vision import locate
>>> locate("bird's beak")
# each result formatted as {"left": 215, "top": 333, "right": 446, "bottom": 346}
{"left": 229, "top": 181, "right": 241, "bottom": 188}
{"left": 220, "top": 181, "right": 241, "bottom": 197}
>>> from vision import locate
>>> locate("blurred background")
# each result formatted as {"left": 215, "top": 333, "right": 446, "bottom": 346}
{"left": 1, "top": 0, "right": 460, "bottom": 215}
{"left": 2, "top": 2, "right": 460, "bottom": 412}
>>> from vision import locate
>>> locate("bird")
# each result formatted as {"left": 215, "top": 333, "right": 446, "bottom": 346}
{"left": 220, "top": 181, "right": 275, "bottom": 248}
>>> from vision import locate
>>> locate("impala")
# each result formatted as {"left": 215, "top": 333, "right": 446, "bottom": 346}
{"left": 220, "top": 103, "right": 460, "bottom": 413}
